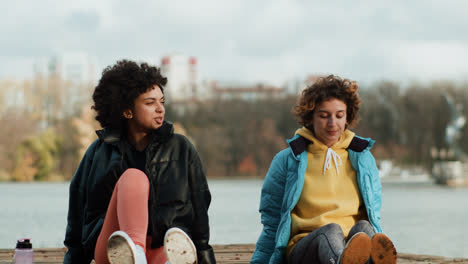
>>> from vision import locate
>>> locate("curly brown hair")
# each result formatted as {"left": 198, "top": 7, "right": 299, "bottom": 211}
{"left": 292, "top": 75, "right": 361, "bottom": 129}
{"left": 92, "top": 60, "right": 167, "bottom": 131}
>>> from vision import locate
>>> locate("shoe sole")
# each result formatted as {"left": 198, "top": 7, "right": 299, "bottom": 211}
{"left": 107, "top": 232, "right": 136, "bottom": 264}
{"left": 370, "top": 233, "right": 397, "bottom": 264}
{"left": 164, "top": 228, "right": 197, "bottom": 264}
{"left": 340, "top": 232, "right": 371, "bottom": 264}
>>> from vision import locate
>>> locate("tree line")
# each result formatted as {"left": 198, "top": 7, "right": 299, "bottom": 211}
{"left": 169, "top": 80, "right": 468, "bottom": 177}
{"left": 1, "top": 79, "right": 467, "bottom": 181}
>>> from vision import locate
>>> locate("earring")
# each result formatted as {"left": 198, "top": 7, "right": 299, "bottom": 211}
{"left": 125, "top": 113, "right": 132, "bottom": 119}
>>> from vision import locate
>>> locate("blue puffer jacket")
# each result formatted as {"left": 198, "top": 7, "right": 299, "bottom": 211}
{"left": 251, "top": 134, "right": 383, "bottom": 264}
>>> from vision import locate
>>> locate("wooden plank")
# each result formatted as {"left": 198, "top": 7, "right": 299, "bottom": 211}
{"left": 1, "top": 245, "right": 467, "bottom": 264}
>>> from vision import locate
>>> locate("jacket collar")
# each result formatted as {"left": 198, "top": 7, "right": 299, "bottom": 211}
{"left": 149, "top": 121, "right": 174, "bottom": 144}
{"left": 287, "top": 134, "right": 372, "bottom": 157}
{"left": 288, "top": 135, "right": 310, "bottom": 157}
{"left": 96, "top": 129, "right": 121, "bottom": 146}
{"left": 95, "top": 121, "right": 174, "bottom": 147}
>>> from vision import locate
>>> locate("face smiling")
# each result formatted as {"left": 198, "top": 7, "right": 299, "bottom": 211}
{"left": 312, "top": 98, "right": 347, "bottom": 147}
{"left": 124, "top": 85, "right": 165, "bottom": 133}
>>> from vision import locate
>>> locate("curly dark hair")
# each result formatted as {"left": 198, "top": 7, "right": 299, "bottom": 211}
{"left": 292, "top": 75, "right": 361, "bottom": 129}
{"left": 92, "top": 59, "right": 167, "bottom": 131}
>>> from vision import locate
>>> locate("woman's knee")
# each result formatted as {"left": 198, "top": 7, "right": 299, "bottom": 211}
{"left": 313, "top": 223, "right": 345, "bottom": 242}
{"left": 323, "top": 223, "right": 344, "bottom": 235}
{"left": 349, "top": 220, "right": 375, "bottom": 238}
{"left": 354, "top": 220, "right": 373, "bottom": 230}
{"left": 118, "top": 168, "right": 150, "bottom": 191}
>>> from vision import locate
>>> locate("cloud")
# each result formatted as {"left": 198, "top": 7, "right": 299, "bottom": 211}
{"left": 392, "top": 41, "right": 468, "bottom": 81}
{"left": 64, "top": 10, "right": 101, "bottom": 32}
{"left": 1, "top": 0, "right": 468, "bottom": 85}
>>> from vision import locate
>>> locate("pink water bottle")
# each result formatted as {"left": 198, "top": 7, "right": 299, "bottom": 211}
{"left": 14, "top": 238, "right": 33, "bottom": 264}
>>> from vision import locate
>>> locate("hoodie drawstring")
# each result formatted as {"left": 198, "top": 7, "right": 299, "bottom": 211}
{"left": 323, "top": 148, "right": 342, "bottom": 175}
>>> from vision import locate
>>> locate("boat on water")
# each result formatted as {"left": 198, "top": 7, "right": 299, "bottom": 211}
{"left": 430, "top": 93, "right": 468, "bottom": 187}
{"left": 378, "top": 160, "right": 434, "bottom": 184}
{"left": 432, "top": 160, "right": 468, "bottom": 187}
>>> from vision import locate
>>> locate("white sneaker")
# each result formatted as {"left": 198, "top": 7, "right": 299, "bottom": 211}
{"left": 164, "top": 227, "right": 197, "bottom": 264}
{"left": 107, "top": 230, "right": 147, "bottom": 264}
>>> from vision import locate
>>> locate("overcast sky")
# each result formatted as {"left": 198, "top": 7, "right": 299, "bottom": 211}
{"left": 2, "top": 0, "right": 468, "bottom": 86}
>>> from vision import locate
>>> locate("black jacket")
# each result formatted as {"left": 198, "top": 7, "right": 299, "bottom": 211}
{"left": 64, "top": 121, "right": 216, "bottom": 263}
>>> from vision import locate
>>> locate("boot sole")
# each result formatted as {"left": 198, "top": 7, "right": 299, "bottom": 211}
{"left": 340, "top": 232, "right": 371, "bottom": 264}
{"left": 370, "top": 233, "right": 397, "bottom": 264}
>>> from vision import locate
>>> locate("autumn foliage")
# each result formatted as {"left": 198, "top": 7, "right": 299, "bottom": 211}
{"left": 1, "top": 77, "right": 468, "bottom": 180}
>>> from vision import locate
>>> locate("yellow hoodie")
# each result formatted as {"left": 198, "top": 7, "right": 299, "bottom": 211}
{"left": 286, "top": 127, "right": 367, "bottom": 257}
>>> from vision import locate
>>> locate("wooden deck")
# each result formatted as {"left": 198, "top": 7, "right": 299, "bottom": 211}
{"left": 1, "top": 244, "right": 467, "bottom": 263}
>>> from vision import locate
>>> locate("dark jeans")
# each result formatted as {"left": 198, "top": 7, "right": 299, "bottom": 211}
{"left": 289, "top": 220, "right": 376, "bottom": 264}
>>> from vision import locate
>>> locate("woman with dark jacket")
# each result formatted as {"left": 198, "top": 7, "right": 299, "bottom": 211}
{"left": 251, "top": 75, "right": 396, "bottom": 264}
{"left": 64, "top": 60, "right": 216, "bottom": 264}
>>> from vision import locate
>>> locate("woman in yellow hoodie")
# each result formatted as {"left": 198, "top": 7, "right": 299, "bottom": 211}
{"left": 251, "top": 75, "right": 396, "bottom": 264}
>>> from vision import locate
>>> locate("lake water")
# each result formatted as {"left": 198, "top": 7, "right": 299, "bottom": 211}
{"left": 1, "top": 179, "right": 467, "bottom": 258}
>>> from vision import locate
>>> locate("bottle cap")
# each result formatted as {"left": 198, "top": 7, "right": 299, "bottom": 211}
{"left": 16, "top": 238, "right": 32, "bottom": 249}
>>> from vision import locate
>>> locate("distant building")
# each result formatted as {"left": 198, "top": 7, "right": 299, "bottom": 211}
{"left": 35, "top": 52, "right": 97, "bottom": 85}
{"left": 0, "top": 79, "right": 24, "bottom": 112}
{"left": 49, "top": 53, "right": 97, "bottom": 109}
{"left": 282, "top": 74, "right": 324, "bottom": 96}
{"left": 209, "top": 81, "right": 285, "bottom": 101}
{"left": 160, "top": 54, "right": 200, "bottom": 103}
{"left": 31, "top": 52, "right": 97, "bottom": 124}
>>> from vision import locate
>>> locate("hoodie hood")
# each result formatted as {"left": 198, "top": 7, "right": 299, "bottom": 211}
{"left": 295, "top": 127, "right": 355, "bottom": 152}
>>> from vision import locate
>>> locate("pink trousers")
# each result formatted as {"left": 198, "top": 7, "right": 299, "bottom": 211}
{"left": 94, "top": 168, "right": 168, "bottom": 264}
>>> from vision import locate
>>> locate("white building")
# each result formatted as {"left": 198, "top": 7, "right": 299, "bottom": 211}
{"left": 31, "top": 53, "right": 97, "bottom": 120}
{"left": 160, "top": 54, "right": 200, "bottom": 103}
{"left": 35, "top": 53, "right": 98, "bottom": 85}
{"left": 0, "top": 79, "right": 24, "bottom": 112}
{"left": 49, "top": 53, "right": 97, "bottom": 114}
{"left": 53, "top": 53, "right": 97, "bottom": 83}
